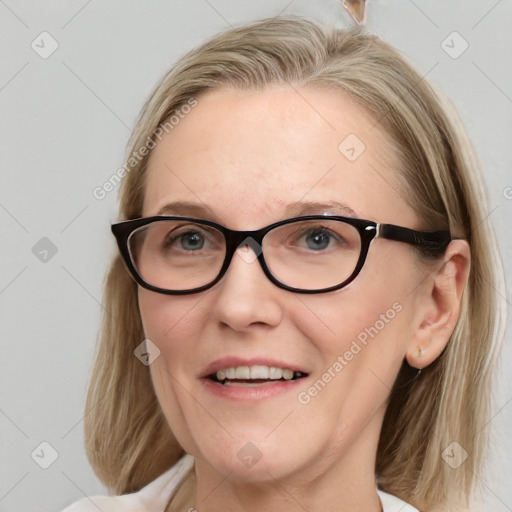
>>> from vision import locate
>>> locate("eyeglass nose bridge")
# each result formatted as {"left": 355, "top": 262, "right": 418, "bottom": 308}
{"left": 224, "top": 228, "right": 270, "bottom": 266}
{"left": 217, "top": 227, "right": 272, "bottom": 281}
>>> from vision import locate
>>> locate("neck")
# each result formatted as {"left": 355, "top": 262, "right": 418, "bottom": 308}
{"left": 193, "top": 467, "right": 382, "bottom": 512}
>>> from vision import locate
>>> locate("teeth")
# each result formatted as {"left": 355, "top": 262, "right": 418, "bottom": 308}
{"left": 250, "top": 365, "right": 269, "bottom": 379}
{"left": 215, "top": 365, "right": 299, "bottom": 382}
{"left": 269, "top": 367, "right": 282, "bottom": 379}
{"left": 235, "top": 366, "right": 250, "bottom": 379}
{"left": 282, "top": 369, "right": 293, "bottom": 380}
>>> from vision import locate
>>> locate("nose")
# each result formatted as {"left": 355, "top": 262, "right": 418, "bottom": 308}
{"left": 210, "top": 244, "right": 284, "bottom": 331}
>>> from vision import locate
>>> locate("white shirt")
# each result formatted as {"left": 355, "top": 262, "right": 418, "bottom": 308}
{"left": 62, "top": 454, "right": 419, "bottom": 512}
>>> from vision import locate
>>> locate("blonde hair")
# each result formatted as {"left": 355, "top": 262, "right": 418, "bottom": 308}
{"left": 84, "top": 16, "right": 505, "bottom": 510}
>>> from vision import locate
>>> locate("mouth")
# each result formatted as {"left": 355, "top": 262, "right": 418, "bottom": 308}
{"left": 208, "top": 365, "right": 308, "bottom": 386}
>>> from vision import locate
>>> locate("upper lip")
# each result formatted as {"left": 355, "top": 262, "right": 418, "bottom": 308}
{"left": 200, "top": 356, "right": 309, "bottom": 378}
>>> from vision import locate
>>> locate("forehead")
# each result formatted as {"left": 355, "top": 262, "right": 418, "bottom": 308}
{"left": 143, "top": 86, "right": 418, "bottom": 228}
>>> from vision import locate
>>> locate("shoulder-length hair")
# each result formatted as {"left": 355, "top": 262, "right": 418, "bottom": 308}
{"left": 84, "top": 16, "right": 505, "bottom": 510}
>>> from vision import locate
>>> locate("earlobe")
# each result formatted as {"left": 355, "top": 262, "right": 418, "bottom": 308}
{"left": 406, "top": 240, "right": 470, "bottom": 370}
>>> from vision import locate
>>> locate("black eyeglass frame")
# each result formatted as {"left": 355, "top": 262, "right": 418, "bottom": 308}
{"left": 111, "top": 215, "right": 452, "bottom": 295}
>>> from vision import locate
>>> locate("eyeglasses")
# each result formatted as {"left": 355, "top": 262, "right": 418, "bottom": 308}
{"left": 111, "top": 215, "right": 451, "bottom": 295}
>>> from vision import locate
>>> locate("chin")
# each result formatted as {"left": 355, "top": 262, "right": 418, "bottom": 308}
{"left": 192, "top": 435, "right": 308, "bottom": 484}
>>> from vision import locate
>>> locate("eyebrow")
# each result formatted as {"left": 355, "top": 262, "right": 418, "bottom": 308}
{"left": 155, "top": 200, "right": 358, "bottom": 220}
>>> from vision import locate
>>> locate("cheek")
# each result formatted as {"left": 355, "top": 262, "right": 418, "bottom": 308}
{"left": 137, "top": 290, "right": 204, "bottom": 406}
{"left": 294, "top": 288, "right": 406, "bottom": 357}
{"left": 289, "top": 286, "right": 412, "bottom": 443}
{"left": 138, "top": 289, "right": 210, "bottom": 453}
{"left": 291, "top": 254, "right": 416, "bottom": 389}
{"left": 138, "top": 289, "right": 208, "bottom": 348}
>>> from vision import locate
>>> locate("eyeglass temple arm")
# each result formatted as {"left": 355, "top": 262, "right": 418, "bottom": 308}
{"left": 377, "top": 223, "right": 452, "bottom": 251}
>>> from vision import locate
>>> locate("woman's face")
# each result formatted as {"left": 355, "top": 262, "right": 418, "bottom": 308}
{"left": 139, "top": 86, "right": 427, "bottom": 483}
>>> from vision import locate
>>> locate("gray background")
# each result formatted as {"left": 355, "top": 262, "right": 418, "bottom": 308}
{"left": 0, "top": 1, "right": 510, "bottom": 511}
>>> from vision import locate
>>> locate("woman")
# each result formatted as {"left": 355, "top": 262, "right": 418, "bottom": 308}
{"left": 63, "top": 16, "right": 504, "bottom": 512}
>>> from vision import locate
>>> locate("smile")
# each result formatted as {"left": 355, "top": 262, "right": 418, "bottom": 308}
{"left": 210, "top": 365, "right": 306, "bottom": 386}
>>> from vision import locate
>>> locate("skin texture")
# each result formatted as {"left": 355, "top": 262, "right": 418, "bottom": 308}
{"left": 138, "top": 86, "right": 470, "bottom": 512}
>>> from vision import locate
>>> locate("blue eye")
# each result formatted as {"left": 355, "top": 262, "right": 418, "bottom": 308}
{"left": 305, "top": 229, "right": 332, "bottom": 250}
{"left": 281, "top": 223, "right": 348, "bottom": 253}
{"left": 178, "top": 231, "right": 205, "bottom": 251}
{"left": 162, "top": 226, "right": 212, "bottom": 252}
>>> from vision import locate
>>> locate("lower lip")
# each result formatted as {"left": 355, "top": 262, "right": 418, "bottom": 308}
{"left": 201, "top": 377, "right": 306, "bottom": 401}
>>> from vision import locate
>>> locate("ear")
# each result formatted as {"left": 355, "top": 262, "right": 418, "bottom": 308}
{"left": 406, "top": 240, "right": 470, "bottom": 369}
